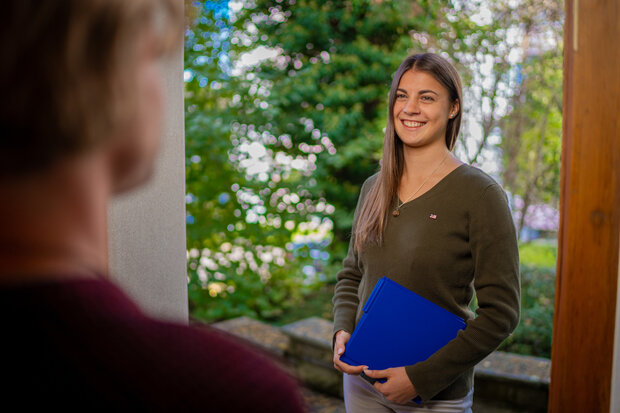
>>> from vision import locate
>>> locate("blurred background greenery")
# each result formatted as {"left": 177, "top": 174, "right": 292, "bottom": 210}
{"left": 184, "top": 0, "right": 562, "bottom": 358}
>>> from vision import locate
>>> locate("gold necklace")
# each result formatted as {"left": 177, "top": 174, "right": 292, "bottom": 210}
{"left": 392, "top": 153, "right": 449, "bottom": 217}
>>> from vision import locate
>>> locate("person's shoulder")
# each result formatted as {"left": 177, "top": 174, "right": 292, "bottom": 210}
{"left": 2, "top": 278, "right": 305, "bottom": 411}
{"left": 362, "top": 171, "right": 380, "bottom": 190}
{"left": 124, "top": 318, "right": 305, "bottom": 411}
{"left": 78, "top": 308, "right": 305, "bottom": 410}
{"left": 117, "top": 314, "right": 282, "bottom": 378}
{"left": 449, "top": 165, "right": 514, "bottom": 220}
{"left": 456, "top": 164, "right": 499, "bottom": 186}
{"left": 452, "top": 164, "right": 503, "bottom": 196}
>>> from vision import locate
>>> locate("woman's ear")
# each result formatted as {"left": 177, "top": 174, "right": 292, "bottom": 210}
{"left": 450, "top": 99, "right": 460, "bottom": 118}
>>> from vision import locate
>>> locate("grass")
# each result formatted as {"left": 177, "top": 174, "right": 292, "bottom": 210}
{"left": 519, "top": 238, "right": 558, "bottom": 269}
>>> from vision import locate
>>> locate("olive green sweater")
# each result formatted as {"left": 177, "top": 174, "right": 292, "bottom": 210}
{"left": 332, "top": 164, "right": 520, "bottom": 402}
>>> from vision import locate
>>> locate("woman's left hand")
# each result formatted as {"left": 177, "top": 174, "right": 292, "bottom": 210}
{"left": 363, "top": 367, "right": 418, "bottom": 404}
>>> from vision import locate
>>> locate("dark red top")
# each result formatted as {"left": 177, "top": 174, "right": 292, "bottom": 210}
{"left": 1, "top": 277, "right": 305, "bottom": 412}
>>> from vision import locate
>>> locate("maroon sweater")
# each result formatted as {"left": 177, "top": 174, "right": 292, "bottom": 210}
{"left": 1, "top": 277, "right": 305, "bottom": 412}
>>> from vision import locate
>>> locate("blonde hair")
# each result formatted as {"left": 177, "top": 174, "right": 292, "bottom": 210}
{"left": 0, "top": 0, "right": 182, "bottom": 177}
{"left": 354, "top": 53, "right": 463, "bottom": 252}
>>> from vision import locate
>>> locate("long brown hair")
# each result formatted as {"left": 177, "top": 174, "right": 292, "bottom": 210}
{"left": 353, "top": 53, "right": 463, "bottom": 252}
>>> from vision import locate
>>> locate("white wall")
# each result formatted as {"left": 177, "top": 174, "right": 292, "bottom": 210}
{"left": 107, "top": 46, "right": 188, "bottom": 323}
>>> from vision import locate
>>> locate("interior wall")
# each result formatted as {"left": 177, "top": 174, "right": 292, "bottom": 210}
{"left": 107, "top": 44, "right": 188, "bottom": 323}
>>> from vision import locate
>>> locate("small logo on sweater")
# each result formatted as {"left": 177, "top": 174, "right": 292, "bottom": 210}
{"left": 429, "top": 213, "right": 437, "bottom": 220}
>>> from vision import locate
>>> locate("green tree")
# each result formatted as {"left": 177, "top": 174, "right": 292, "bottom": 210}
{"left": 229, "top": 0, "right": 505, "bottom": 255}
{"left": 185, "top": 0, "right": 489, "bottom": 321}
{"left": 185, "top": 1, "right": 313, "bottom": 320}
{"left": 497, "top": 0, "right": 563, "bottom": 238}
{"left": 184, "top": 0, "right": 563, "bottom": 322}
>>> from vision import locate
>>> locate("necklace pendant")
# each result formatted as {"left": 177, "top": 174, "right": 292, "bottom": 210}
{"left": 392, "top": 209, "right": 400, "bottom": 217}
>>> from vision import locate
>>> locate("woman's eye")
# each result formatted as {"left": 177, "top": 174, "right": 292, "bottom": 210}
{"left": 421, "top": 95, "right": 434, "bottom": 101}
{"left": 396, "top": 93, "right": 407, "bottom": 99}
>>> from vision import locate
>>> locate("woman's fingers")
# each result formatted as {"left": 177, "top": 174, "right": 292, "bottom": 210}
{"left": 333, "top": 330, "right": 352, "bottom": 371}
{"left": 332, "top": 330, "right": 367, "bottom": 374}
{"left": 334, "top": 330, "right": 350, "bottom": 348}
{"left": 363, "top": 367, "right": 391, "bottom": 379}
{"left": 334, "top": 357, "right": 367, "bottom": 374}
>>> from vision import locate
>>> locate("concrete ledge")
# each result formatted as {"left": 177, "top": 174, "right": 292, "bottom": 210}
{"left": 474, "top": 352, "right": 550, "bottom": 413}
{"left": 211, "top": 316, "right": 290, "bottom": 357}
{"left": 281, "top": 317, "right": 342, "bottom": 397}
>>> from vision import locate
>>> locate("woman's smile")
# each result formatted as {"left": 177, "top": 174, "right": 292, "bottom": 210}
{"left": 400, "top": 119, "right": 426, "bottom": 129}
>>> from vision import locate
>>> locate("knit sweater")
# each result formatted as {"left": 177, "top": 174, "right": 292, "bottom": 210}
{"left": 1, "top": 277, "right": 305, "bottom": 412}
{"left": 332, "top": 164, "right": 520, "bottom": 402}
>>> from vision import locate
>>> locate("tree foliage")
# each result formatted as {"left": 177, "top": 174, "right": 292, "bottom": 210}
{"left": 497, "top": 0, "right": 563, "bottom": 238}
{"left": 185, "top": 1, "right": 312, "bottom": 320}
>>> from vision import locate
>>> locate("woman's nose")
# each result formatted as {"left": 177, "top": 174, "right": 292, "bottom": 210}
{"left": 403, "top": 98, "right": 419, "bottom": 115}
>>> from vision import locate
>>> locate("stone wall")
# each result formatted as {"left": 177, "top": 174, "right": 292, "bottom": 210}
{"left": 214, "top": 316, "right": 550, "bottom": 412}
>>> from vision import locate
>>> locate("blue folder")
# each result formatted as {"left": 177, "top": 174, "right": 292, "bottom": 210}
{"left": 340, "top": 277, "right": 466, "bottom": 390}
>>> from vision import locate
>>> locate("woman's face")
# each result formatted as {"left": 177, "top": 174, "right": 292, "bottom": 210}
{"left": 392, "top": 69, "right": 458, "bottom": 151}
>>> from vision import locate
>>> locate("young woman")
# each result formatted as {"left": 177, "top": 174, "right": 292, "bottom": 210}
{"left": 332, "top": 53, "right": 520, "bottom": 412}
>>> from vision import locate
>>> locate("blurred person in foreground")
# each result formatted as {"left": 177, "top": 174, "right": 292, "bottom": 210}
{"left": 0, "top": 1, "right": 305, "bottom": 411}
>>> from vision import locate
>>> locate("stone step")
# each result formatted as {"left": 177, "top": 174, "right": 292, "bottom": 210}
{"left": 281, "top": 317, "right": 343, "bottom": 398}
{"left": 211, "top": 316, "right": 345, "bottom": 412}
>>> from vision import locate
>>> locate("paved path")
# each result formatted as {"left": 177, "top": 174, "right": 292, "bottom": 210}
{"left": 302, "top": 388, "right": 346, "bottom": 412}
{"left": 301, "top": 386, "right": 530, "bottom": 413}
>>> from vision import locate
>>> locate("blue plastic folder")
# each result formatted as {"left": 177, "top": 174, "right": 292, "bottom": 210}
{"left": 341, "top": 277, "right": 466, "bottom": 387}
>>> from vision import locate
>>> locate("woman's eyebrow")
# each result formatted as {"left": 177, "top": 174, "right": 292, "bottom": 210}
{"left": 396, "top": 88, "right": 439, "bottom": 96}
{"left": 418, "top": 89, "right": 439, "bottom": 96}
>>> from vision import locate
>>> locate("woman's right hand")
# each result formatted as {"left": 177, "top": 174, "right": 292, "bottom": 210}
{"left": 333, "top": 330, "right": 367, "bottom": 375}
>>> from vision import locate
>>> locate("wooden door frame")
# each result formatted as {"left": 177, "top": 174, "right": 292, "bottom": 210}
{"left": 550, "top": 0, "right": 620, "bottom": 411}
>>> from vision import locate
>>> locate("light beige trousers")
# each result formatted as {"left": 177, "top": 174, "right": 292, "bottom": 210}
{"left": 343, "top": 374, "right": 473, "bottom": 413}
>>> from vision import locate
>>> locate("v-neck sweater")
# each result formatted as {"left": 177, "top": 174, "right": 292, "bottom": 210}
{"left": 332, "top": 164, "right": 520, "bottom": 402}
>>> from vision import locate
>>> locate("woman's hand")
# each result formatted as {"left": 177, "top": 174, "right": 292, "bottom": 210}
{"left": 333, "top": 330, "right": 367, "bottom": 375}
{"left": 363, "top": 367, "right": 418, "bottom": 404}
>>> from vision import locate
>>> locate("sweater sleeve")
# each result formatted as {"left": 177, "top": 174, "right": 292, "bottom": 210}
{"left": 405, "top": 183, "right": 521, "bottom": 401}
{"left": 332, "top": 177, "right": 374, "bottom": 343}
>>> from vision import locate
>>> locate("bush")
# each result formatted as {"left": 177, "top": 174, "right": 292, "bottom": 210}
{"left": 187, "top": 241, "right": 337, "bottom": 323}
{"left": 271, "top": 262, "right": 556, "bottom": 359}
{"left": 498, "top": 265, "right": 555, "bottom": 358}
{"left": 187, "top": 247, "right": 316, "bottom": 322}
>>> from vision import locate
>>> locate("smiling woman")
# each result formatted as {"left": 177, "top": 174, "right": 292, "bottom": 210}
{"left": 332, "top": 53, "right": 520, "bottom": 412}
